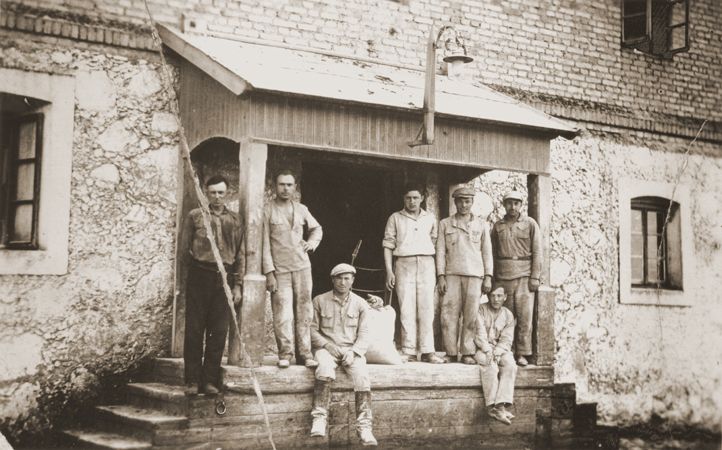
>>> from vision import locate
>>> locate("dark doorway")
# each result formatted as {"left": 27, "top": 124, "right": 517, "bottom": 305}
{"left": 303, "top": 161, "right": 403, "bottom": 297}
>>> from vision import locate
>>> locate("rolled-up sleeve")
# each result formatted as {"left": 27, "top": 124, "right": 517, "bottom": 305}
{"left": 303, "top": 206, "right": 323, "bottom": 250}
{"left": 382, "top": 214, "right": 397, "bottom": 250}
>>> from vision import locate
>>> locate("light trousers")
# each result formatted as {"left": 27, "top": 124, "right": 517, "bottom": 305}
{"left": 271, "top": 268, "right": 313, "bottom": 360}
{"left": 313, "top": 348, "right": 371, "bottom": 392}
{"left": 475, "top": 350, "right": 517, "bottom": 406}
{"left": 394, "top": 255, "right": 436, "bottom": 355}
{"left": 441, "top": 275, "right": 482, "bottom": 356}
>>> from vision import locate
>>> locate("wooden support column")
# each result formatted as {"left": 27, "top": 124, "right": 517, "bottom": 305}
{"left": 228, "top": 140, "right": 268, "bottom": 367}
{"left": 527, "top": 174, "right": 555, "bottom": 366}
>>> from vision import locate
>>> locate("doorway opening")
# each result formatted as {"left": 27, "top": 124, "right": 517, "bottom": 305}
{"left": 302, "top": 160, "right": 404, "bottom": 298}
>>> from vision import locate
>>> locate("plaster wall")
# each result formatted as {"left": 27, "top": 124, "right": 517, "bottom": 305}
{"left": 0, "top": 33, "right": 179, "bottom": 440}
{"left": 477, "top": 133, "right": 722, "bottom": 432}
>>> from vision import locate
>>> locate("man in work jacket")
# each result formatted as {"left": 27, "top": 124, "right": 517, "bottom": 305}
{"left": 309, "top": 263, "right": 377, "bottom": 446}
{"left": 382, "top": 183, "right": 444, "bottom": 364}
{"left": 263, "top": 169, "right": 323, "bottom": 369}
{"left": 436, "top": 187, "right": 493, "bottom": 364}
{"left": 490, "top": 190, "right": 542, "bottom": 367}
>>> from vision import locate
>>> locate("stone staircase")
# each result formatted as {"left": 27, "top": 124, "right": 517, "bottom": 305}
{"left": 60, "top": 358, "right": 618, "bottom": 449}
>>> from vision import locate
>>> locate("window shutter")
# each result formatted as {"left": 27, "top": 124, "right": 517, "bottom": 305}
{"left": 664, "top": 0, "right": 690, "bottom": 57}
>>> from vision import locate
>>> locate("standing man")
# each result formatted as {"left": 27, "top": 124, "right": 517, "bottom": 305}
{"left": 309, "top": 263, "right": 377, "bottom": 446}
{"left": 383, "top": 183, "right": 444, "bottom": 364}
{"left": 436, "top": 187, "right": 493, "bottom": 364}
{"left": 490, "top": 190, "right": 542, "bottom": 366}
{"left": 182, "top": 175, "right": 244, "bottom": 395}
{"left": 263, "top": 169, "right": 323, "bottom": 369}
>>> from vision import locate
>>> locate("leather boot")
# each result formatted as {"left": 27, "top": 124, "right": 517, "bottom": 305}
{"left": 310, "top": 380, "right": 331, "bottom": 437}
{"left": 355, "top": 391, "right": 377, "bottom": 446}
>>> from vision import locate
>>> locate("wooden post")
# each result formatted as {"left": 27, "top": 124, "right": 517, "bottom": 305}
{"left": 228, "top": 140, "right": 268, "bottom": 367}
{"left": 527, "top": 174, "right": 555, "bottom": 366}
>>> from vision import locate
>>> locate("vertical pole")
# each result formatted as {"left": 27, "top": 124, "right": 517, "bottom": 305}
{"left": 229, "top": 139, "right": 268, "bottom": 367}
{"left": 527, "top": 173, "right": 555, "bottom": 366}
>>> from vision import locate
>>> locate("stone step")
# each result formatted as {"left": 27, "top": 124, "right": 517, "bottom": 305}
{"left": 127, "top": 382, "right": 188, "bottom": 416}
{"left": 148, "top": 358, "right": 185, "bottom": 385}
{"left": 61, "top": 428, "right": 152, "bottom": 450}
{"left": 95, "top": 405, "right": 188, "bottom": 432}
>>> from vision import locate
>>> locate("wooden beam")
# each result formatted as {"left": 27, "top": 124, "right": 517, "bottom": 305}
{"left": 527, "top": 174, "right": 554, "bottom": 365}
{"left": 230, "top": 140, "right": 268, "bottom": 367}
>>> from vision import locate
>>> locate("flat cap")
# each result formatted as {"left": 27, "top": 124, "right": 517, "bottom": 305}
{"left": 503, "top": 190, "right": 524, "bottom": 202}
{"left": 452, "top": 187, "right": 475, "bottom": 198}
{"left": 330, "top": 263, "right": 356, "bottom": 277}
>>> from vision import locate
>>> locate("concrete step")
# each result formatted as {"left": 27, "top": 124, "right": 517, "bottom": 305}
{"left": 148, "top": 358, "right": 185, "bottom": 385}
{"left": 61, "top": 428, "right": 152, "bottom": 450}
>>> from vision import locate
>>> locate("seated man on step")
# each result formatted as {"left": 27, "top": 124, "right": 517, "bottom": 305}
{"left": 474, "top": 285, "right": 518, "bottom": 425}
{"left": 309, "top": 263, "right": 377, "bottom": 446}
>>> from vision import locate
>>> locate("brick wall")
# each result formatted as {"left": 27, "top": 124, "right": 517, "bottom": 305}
{"left": 4, "top": 0, "right": 721, "bottom": 134}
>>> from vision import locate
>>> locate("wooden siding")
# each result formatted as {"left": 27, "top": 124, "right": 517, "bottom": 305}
{"left": 180, "top": 60, "right": 552, "bottom": 174}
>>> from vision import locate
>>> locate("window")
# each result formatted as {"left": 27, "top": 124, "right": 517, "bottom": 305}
{"left": 1, "top": 102, "right": 45, "bottom": 249}
{"left": 0, "top": 68, "right": 74, "bottom": 275}
{"left": 618, "top": 179, "right": 693, "bottom": 306}
{"left": 621, "top": 0, "right": 689, "bottom": 58}
{"left": 630, "top": 196, "right": 682, "bottom": 289}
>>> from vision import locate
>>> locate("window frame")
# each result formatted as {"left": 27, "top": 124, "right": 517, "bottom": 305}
{"left": 0, "top": 67, "right": 75, "bottom": 275}
{"left": 3, "top": 113, "right": 44, "bottom": 249}
{"left": 629, "top": 196, "right": 681, "bottom": 290}
{"left": 621, "top": 0, "right": 690, "bottom": 58}
{"left": 618, "top": 179, "right": 693, "bottom": 306}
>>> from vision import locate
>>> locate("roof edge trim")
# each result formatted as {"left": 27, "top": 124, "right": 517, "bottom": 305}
{"left": 158, "top": 23, "right": 248, "bottom": 95}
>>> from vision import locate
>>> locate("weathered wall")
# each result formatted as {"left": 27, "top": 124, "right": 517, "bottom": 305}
{"left": 9, "top": 0, "right": 721, "bottom": 128}
{"left": 0, "top": 31, "right": 179, "bottom": 441}
{"left": 477, "top": 133, "right": 722, "bottom": 432}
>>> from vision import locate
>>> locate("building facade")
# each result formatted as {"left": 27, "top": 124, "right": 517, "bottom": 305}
{"left": 1, "top": 0, "right": 720, "bottom": 443}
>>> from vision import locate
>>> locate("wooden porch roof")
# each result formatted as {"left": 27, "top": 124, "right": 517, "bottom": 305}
{"left": 160, "top": 24, "right": 577, "bottom": 174}
{"left": 160, "top": 25, "right": 574, "bottom": 135}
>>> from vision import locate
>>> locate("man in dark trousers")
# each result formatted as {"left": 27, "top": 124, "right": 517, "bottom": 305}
{"left": 491, "top": 190, "right": 542, "bottom": 367}
{"left": 182, "top": 175, "right": 244, "bottom": 394}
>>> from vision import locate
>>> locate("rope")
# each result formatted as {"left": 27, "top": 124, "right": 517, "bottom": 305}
{"left": 140, "top": 4, "right": 276, "bottom": 449}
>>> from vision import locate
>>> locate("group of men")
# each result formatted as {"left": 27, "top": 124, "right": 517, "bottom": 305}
{"left": 181, "top": 170, "right": 542, "bottom": 446}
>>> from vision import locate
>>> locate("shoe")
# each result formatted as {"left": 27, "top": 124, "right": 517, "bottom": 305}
{"left": 443, "top": 355, "right": 457, "bottom": 363}
{"left": 516, "top": 356, "right": 528, "bottom": 367}
{"left": 461, "top": 355, "right": 476, "bottom": 365}
{"left": 488, "top": 406, "right": 511, "bottom": 425}
{"left": 358, "top": 427, "right": 378, "bottom": 446}
{"left": 500, "top": 404, "right": 515, "bottom": 420}
{"left": 399, "top": 353, "right": 417, "bottom": 363}
{"left": 304, "top": 358, "right": 319, "bottom": 368}
{"left": 278, "top": 358, "right": 290, "bottom": 368}
{"left": 200, "top": 383, "right": 219, "bottom": 395}
{"left": 310, "top": 416, "right": 327, "bottom": 437}
{"left": 420, "top": 353, "right": 445, "bottom": 364}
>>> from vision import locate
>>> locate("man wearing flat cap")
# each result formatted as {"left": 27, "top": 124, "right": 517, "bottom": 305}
{"left": 491, "top": 190, "right": 542, "bottom": 367}
{"left": 309, "top": 263, "right": 377, "bottom": 446}
{"left": 436, "top": 187, "right": 493, "bottom": 364}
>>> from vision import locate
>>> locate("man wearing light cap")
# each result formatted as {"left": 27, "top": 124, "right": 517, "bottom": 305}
{"left": 309, "top": 263, "right": 377, "bottom": 446}
{"left": 436, "top": 187, "right": 493, "bottom": 364}
{"left": 491, "top": 189, "right": 542, "bottom": 366}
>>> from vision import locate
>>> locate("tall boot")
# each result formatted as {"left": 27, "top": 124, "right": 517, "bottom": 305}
{"left": 310, "top": 380, "right": 331, "bottom": 437}
{"left": 355, "top": 391, "right": 377, "bottom": 446}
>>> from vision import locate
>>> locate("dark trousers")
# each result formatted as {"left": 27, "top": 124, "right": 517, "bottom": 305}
{"left": 184, "top": 263, "right": 231, "bottom": 388}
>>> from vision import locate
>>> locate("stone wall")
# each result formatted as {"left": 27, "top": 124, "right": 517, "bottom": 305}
{"left": 0, "top": 31, "right": 179, "bottom": 441}
{"left": 477, "top": 133, "right": 722, "bottom": 432}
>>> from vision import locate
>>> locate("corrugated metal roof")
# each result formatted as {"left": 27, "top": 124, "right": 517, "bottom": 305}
{"left": 159, "top": 24, "right": 576, "bottom": 135}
